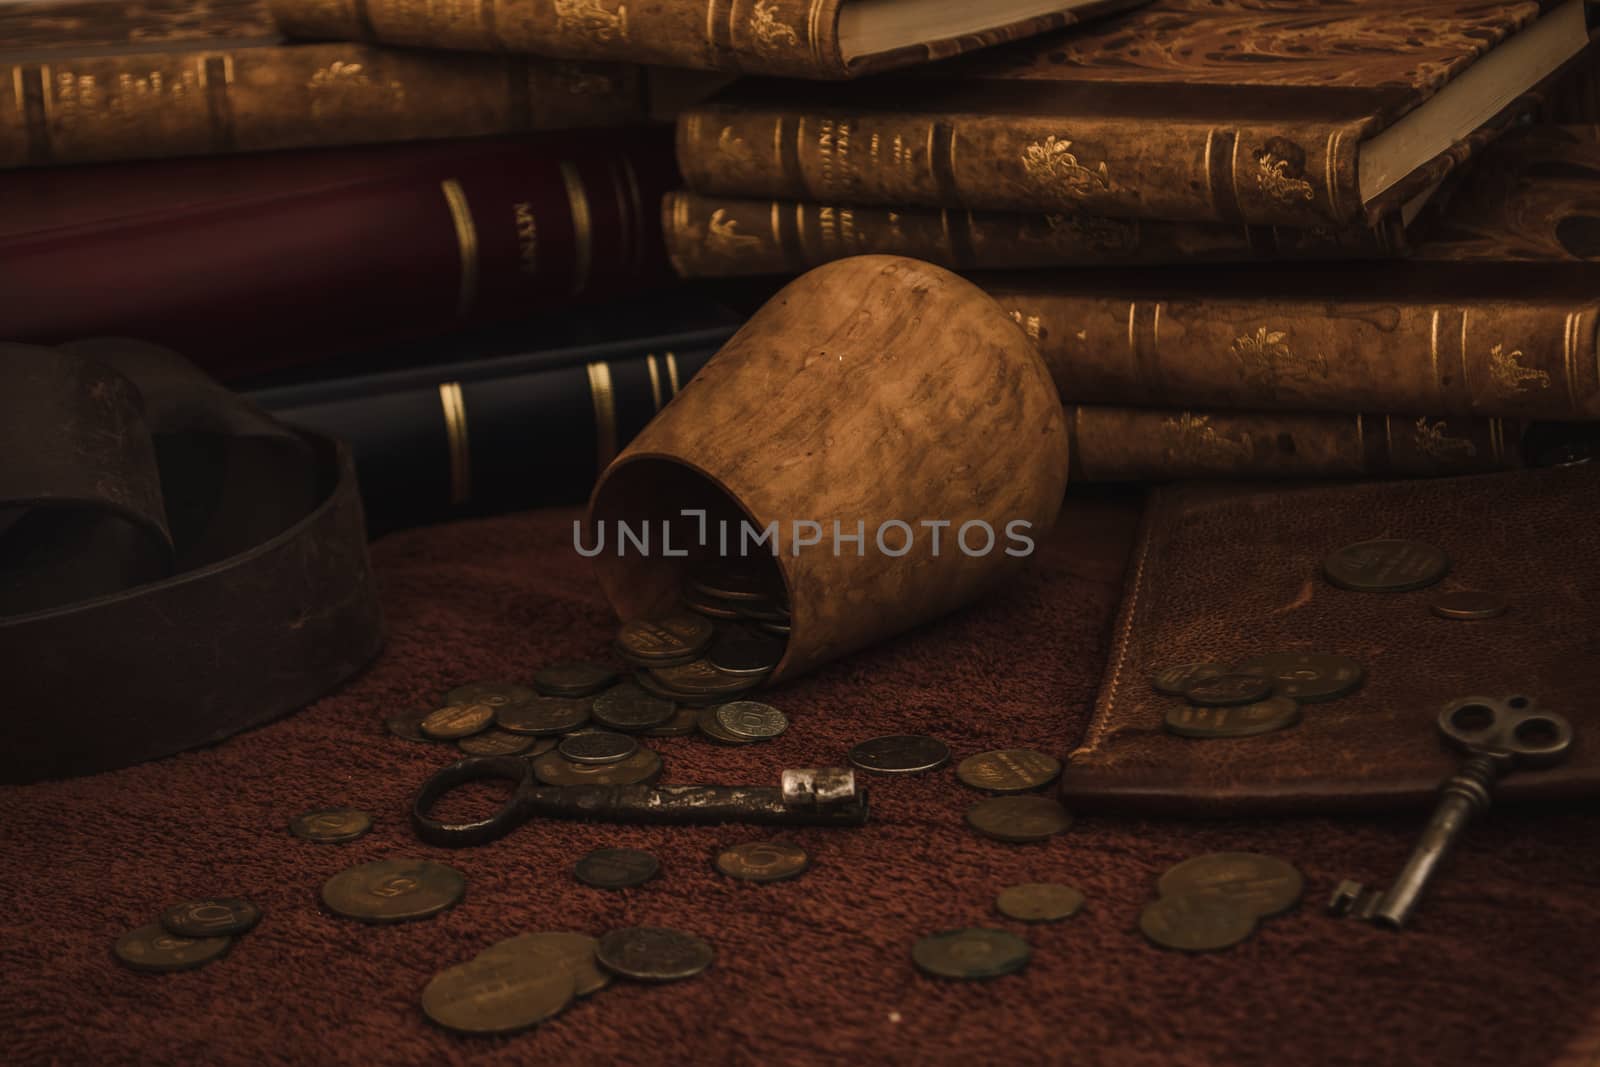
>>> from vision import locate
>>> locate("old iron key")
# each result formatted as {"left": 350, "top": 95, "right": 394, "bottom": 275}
{"left": 1329, "top": 695, "right": 1573, "bottom": 928}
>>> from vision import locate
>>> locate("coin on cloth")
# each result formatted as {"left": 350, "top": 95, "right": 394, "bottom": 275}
{"left": 496, "top": 695, "right": 592, "bottom": 736}
{"left": 575, "top": 848, "right": 660, "bottom": 889}
{"left": 847, "top": 734, "right": 950, "bottom": 775}
{"left": 706, "top": 629, "right": 786, "bottom": 676}
{"left": 114, "top": 923, "right": 232, "bottom": 974}
{"left": 1431, "top": 590, "right": 1509, "bottom": 620}
{"left": 1236, "top": 652, "right": 1364, "bottom": 704}
{"left": 1139, "top": 892, "right": 1257, "bottom": 952}
{"left": 421, "top": 953, "right": 575, "bottom": 1037}
{"left": 534, "top": 662, "right": 620, "bottom": 698}
{"left": 648, "top": 658, "right": 767, "bottom": 698}
{"left": 558, "top": 730, "right": 638, "bottom": 765}
{"left": 445, "top": 680, "right": 538, "bottom": 708}
{"left": 1322, "top": 538, "right": 1450, "bottom": 592}
{"left": 420, "top": 702, "right": 494, "bottom": 740}
{"left": 912, "top": 928, "right": 1030, "bottom": 980}
{"left": 615, "top": 615, "right": 715, "bottom": 664}
{"left": 456, "top": 728, "right": 542, "bottom": 757}
{"left": 385, "top": 706, "right": 437, "bottom": 743}
{"left": 715, "top": 841, "right": 809, "bottom": 883}
{"left": 1157, "top": 852, "right": 1303, "bottom": 919}
{"left": 996, "top": 883, "right": 1085, "bottom": 923}
{"left": 956, "top": 748, "right": 1062, "bottom": 793}
{"left": 321, "top": 858, "right": 465, "bottom": 924}
{"left": 596, "top": 927, "right": 715, "bottom": 982}
{"left": 714, "top": 701, "right": 789, "bottom": 740}
{"left": 965, "top": 796, "right": 1073, "bottom": 843}
{"left": 1182, "top": 673, "right": 1273, "bottom": 707}
{"left": 591, "top": 681, "right": 678, "bottom": 732}
{"left": 479, "top": 932, "right": 611, "bottom": 997}
{"left": 160, "top": 898, "right": 261, "bottom": 938}
{"left": 644, "top": 705, "right": 702, "bottom": 737}
{"left": 696, "top": 704, "right": 761, "bottom": 745}
{"left": 1164, "top": 697, "right": 1301, "bottom": 739}
{"left": 1150, "top": 662, "right": 1231, "bottom": 696}
{"left": 532, "top": 747, "right": 663, "bottom": 787}
{"left": 288, "top": 808, "right": 372, "bottom": 844}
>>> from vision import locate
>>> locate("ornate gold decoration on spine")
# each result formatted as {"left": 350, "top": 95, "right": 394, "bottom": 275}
{"left": 560, "top": 161, "right": 593, "bottom": 296}
{"left": 1230, "top": 327, "right": 1329, "bottom": 390}
{"left": 306, "top": 61, "right": 405, "bottom": 118}
{"left": 439, "top": 179, "right": 478, "bottom": 316}
{"left": 1411, "top": 416, "right": 1477, "bottom": 459}
{"left": 707, "top": 208, "right": 762, "bottom": 253}
{"left": 554, "top": 0, "right": 629, "bottom": 43}
{"left": 715, "top": 126, "right": 760, "bottom": 182}
{"left": 438, "top": 381, "right": 471, "bottom": 505}
{"left": 1031, "top": 212, "right": 1138, "bottom": 254}
{"left": 751, "top": 1, "right": 801, "bottom": 50}
{"left": 646, "top": 354, "right": 664, "bottom": 412}
{"left": 1021, "top": 136, "right": 1110, "bottom": 197}
{"left": 1163, "top": 413, "right": 1252, "bottom": 463}
{"left": 1255, "top": 152, "right": 1315, "bottom": 204}
{"left": 1487, "top": 343, "right": 1551, "bottom": 390}
{"left": 586, "top": 361, "right": 618, "bottom": 471}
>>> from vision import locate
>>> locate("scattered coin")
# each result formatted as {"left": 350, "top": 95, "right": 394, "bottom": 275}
{"left": 1431, "top": 590, "right": 1509, "bottom": 620}
{"left": 160, "top": 898, "right": 261, "bottom": 938}
{"left": 847, "top": 734, "right": 950, "bottom": 775}
{"left": 715, "top": 841, "right": 809, "bottom": 882}
{"left": 1150, "top": 662, "right": 1231, "bottom": 697}
{"left": 635, "top": 670, "right": 719, "bottom": 706}
{"left": 592, "top": 681, "right": 678, "bottom": 732}
{"left": 706, "top": 629, "right": 786, "bottom": 676}
{"left": 558, "top": 730, "right": 638, "bottom": 765}
{"left": 288, "top": 808, "right": 372, "bottom": 844}
{"left": 696, "top": 703, "right": 761, "bottom": 745}
{"left": 644, "top": 705, "right": 702, "bottom": 737}
{"left": 420, "top": 702, "right": 495, "bottom": 740}
{"left": 912, "top": 928, "right": 1031, "bottom": 980}
{"left": 479, "top": 931, "right": 612, "bottom": 996}
{"left": 1236, "top": 652, "right": 1364, "bottom": 704}
{"left": 965, "top": 796, "right": 1073, "bottom": 843}
{"left": 596, "top": 926, "right": 715, "bottom": 982}
{"left": 1164, "top": 697, "right": 1302, "bottom": 739}
{"left": 114, "top": 923, "right": 232, "bottom": 974}
{"left": 1139, "top": 892, "right": 1257, "bottom": 953}
{"left": 956, "top": 748, "right": 1062, "bottom": 793}
{"left": 531, "top": 747, "right": 663, "bottom": 787}
{"left": 321, "top": 858, "right": 466, "bottom": 924}
{"left": 615, "top": 615, "right": 715, "bottom": 664}
{"left": 496, "top": 695, "right": 592, "bottom": 735}
{"left": 421, "top": 953, "right": 575, "bottom": 1036}
{"left": 996, "top": 883, "right": 1085, "bottom": 923}
{"left": 385, "top": 706, "right": 436, "bottom": 743}
{"left": 714, "top": 701, "right": 789, "bottom": 740}
{"left": 534, "top": 662, "right": 620, "bottom": 698}
{"left": 1323, "top": 538, "right": 1450, "bottom": 593}
{"left": 457, "top": 728, "right": 542, "bottom": 757}
{"left": 1183, "top": 673, "right": 1274, "bottom": 707}
{"left": 445, "top": 680, "right": 537, "bottom": 708}
{"left": 1157, "top": 852, "right": 1304, "bottom": 919}
{"left": 575, "top": 848, "right": 660, "bottom": 889}
{"left": 648, "top": 658, "right": 766, "bottom": 698}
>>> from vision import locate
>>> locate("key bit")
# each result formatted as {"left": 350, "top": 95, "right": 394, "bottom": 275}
{"left": 1326, "top": 880, "right": 1383, "bottom": 921}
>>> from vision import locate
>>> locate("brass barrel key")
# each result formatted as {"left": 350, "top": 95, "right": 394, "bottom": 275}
{"left": 1329, "top": 695, "right": 1573, "bottom": 929}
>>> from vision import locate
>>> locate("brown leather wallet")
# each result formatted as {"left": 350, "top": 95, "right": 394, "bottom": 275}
{"left": 1061, "top": 465, "right": 1600, "bottom": 815}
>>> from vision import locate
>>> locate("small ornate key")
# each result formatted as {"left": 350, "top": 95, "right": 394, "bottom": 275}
{"left": 1329, "top": 694, "right": 1573, "bottom": 929}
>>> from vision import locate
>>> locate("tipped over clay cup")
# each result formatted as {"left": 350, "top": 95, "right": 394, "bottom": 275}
{"left": 587, "top": 254, "right": 1069, "bottom": 684}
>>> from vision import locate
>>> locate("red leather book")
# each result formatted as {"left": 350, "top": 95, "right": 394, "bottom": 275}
{"left": 0, "top": 128, "right": 676, "bottom": 379}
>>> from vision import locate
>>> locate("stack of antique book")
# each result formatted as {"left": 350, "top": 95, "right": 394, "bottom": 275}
{"left": 2, "top": 0, "right": 1597, "bottom": 531}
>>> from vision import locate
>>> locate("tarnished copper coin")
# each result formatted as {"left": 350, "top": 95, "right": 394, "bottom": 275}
{"left": 995, "top": 883, "right": 1085, "bottom": 923}
{"left": 592, "top": 681, "right": 678, "bottom": 732}
{"left": 557, "top": 730, "right": 638, "bottom": 765}
{"left": 496, "top": 695, "right": 592, "bottom": 736}
{"left": 1236, "top": 652, "right": 1364, "bottom": 704}
{"left": 956, "top": 748, "right": 1062, "bottom": 793}
{"left": 1431, "top": 590, "right": 1509, "bottom": 620}
{"left": 420, "top": 702, "right": 494, "bottom": 740}
{"left": 385, "top": 706, "right": 438, "bottom": 743}
{"left": 160, "top": 898, "right": 261, "bottom": 938}
{"left": 713, "top": 701, "right": 789, "bottom": 740}
{"left": 445, "top": 680, "right": 537, "bottom": 708}
{"left": 534, "top": 661, "right": 620, "bottom": 698}
{"left": 707, "top": 629, "right": 786, "bottom": 675}
{"left": 596, "top": 926, "right": 714, "bottom": 982}
{"left": 965, "top": 796, "right": 1073, "bottom": 843}
{"left": 1139, "top": 892, "right": 1257, "bottom": 953}
{"left": 912, "top": 928, "right": 1030, "bottom": 980}
{"left": 422, "top": 952, "right": 575, "bottom": 1036}
{"left": 848, "top": 734, "right": 950, "bottom": 775}
{"left": 689, "top": 560, "right": 780, "bottom": 601}
{"left": 615, "top": 615, "right": 715, "bottom": 664}
{"left": 1164, "top": 697, "right": 1302, "bottom": 739}
{"left": 575, "top": 848, "right": 659, "bottom": 889}
{"left": 644, "top": 705, "right": 702, "bottom": 737}
{"left": 715, "top": 841, "right": 809, "bottom": 882}
{"left": 321, "top": 858, "right": 465, "bottom": 924}
{"left": 648, "top": 658, "right": 766, "bottom": 698}
{"left": 1150, "top": 662, "right": 1231, "bottom": 696}
{"left": 1157, "top": 852, "right": 1304, "bottom": 919}
{"left": 683, "top": 593, "right": 741, "bottom": 619}
{"left": 479, "top": 931, "right": 611, "bottom": 996}
{"left": 288, "top": 808, "right": 372, "bottom": 844}
{"left": 114, "top": 923, "right": 231, "bottom": 974}
{"left": 531, "top": 747, "right": 662, "bottom": 787}
{"left": 456, "top": 728, "right": 541, "bottom": 756}
{"left": 1323, "top": 538, "right": 1449, "bottom": 592}
{"left": 695, "top": 704, "right": 759, "bottom": 745}
{"left": 1183, "top": 673, "right": 1273, "bottom": 707}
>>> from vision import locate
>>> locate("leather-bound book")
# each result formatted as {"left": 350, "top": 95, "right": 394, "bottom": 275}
{"left": 678, "top": 0, "right": 1592, "bottom": 226}
{"left": 0, "top": 130, "right": 677, "bottom": 379}
{"left": 981, "top": 124, "right": 1600, "bottom": 420}
{"left": 0, "top": 0, "right": 641, "bottom": 167}
{"left": 268, "top": 0, "right": 1143, "bottom": 80}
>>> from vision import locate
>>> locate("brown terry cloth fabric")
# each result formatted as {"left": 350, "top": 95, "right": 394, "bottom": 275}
{"left": 1, "top": 490, "right": 1598, "bottom": 1066}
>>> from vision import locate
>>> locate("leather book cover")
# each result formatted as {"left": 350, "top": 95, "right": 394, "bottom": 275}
{"left": 268, "top": 0, "right": 1143, "bottom": 80}
{"left": 976, "top": 124, "right": 1600, "bottom": 421}
{"left": 1060, "top": 463, "right": 1600, "bottom": 815}
{"left": 0, "top": 130, "right": 677, "bottom": 379}
{"left": 678, "top": 0, "right": 1591, "bottom": 226}
{"left": 0, "top": 0, "right": 642, "bottom": 167}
